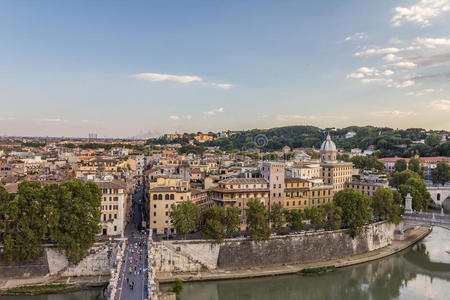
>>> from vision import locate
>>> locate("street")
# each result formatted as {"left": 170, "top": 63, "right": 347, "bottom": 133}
{"left": 115, "top": 183, "right": 149, "bottom": 300}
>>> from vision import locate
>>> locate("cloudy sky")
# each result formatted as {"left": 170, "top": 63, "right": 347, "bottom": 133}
{"left": 0, "top": 0, "right": 449, "bottom": 138}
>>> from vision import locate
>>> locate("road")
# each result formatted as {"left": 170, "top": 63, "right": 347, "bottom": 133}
{"left": 115, "top": 183, "right": 149, "bottom": 300}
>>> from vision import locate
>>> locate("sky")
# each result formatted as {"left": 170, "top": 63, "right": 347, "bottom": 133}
{"left": 0, "top": 0, "right": 449, "bottom": 138}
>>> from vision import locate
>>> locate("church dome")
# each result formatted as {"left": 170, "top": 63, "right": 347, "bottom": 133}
{"left": 320, "top": 134, "right": 336, "bottom": 151}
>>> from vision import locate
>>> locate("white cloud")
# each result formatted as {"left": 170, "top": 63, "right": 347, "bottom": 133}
{"left": 360, "top": 78, "right": 414, "bottom": 88}
{"left": 383, "top": 54, "right": 403, "bottom": 61}
{"left": 407, "top": 88, "right": 442, "bottom": 96}
{"left": 347, "top": 72, "right": 365, "bottom": 79}
{"left": 132, "top": 72, "right": 232, "bottom": 88}
{"left": 392, "top": 0, "right": 450, "bottom": 27}
{"left": 169, "top": 115, "right": 180, "bottom": 120}
{"left": 210, "top": 83, "right": 233, "bottom": 89}
{"left": 371, "top": 110, "right": 417, "bottom": 117}
{"left": 345, "top": 32, "right": 367, "bottom": 41}
{"left": 391, "top": 61, "right": 417, "bottom": 68}
{"left": 382, "top": 69, "right": 395, "bottom": 76}
{"left": 355, "top": 47, "right": 401, "bottom": 56}
{"left": 430, "top": 99, "right": 450, "bottom": 111}
{"left": 357, "top": 67, "right": 377, "bottom": 74}
{"left": 355, "top": 46, "right": 419, "bottom": 56}
{"left": 204, "top": 107, "right": 224, "bottom": 116}
{"left": 361, "top": 78, "right": 386, "bottom": 84}
{"left": 132, "top": 73, "right": 202, "bottom": 83}
{"left": 416, "top": 37, "right": 450, "bottom": 48}
{"left": 275, "top": 114, "right": 349, "bottom": 121}
{"left": 0, "top": 117, "right": 15, "bottom": 121}
{"left": 32, "top": 118, "right": 67, "bottom": 123}
{"left": 185, "top": 114, "right": 192, "bottom": 120}
{"left": 387, "top": 79, "right": 415, "bottom": 88}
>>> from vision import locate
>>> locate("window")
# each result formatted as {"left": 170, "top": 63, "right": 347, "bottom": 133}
{"left": 114, "top": 213, "right": 117, "bottom": 219}
{"left": 103, "top": 214, "right": 106, "bottom": 221}
{"left": 109, "top": 205, "right": 112, "bottom": 210}
{"left": 153, "top": 194, "right": 157, "bottom": 200}
{"left": 153, "top": 220, "right": 156, "bottom": 224}
{"left": 109, "top": 214, "right": 112, "bottom": 219}
{"left": 158, "top": 194, "right": 162, "bottom": 200}
{"left": 153, "top": 212, "right": 156, "bottom": 216}
{"left": 170, "top": 194, "right": 174, "bottom": 200}
{"left": 293, "top": 201, "right": 295, "bottom": 206}
{"left": 181, "top": 196, "right": 184, "bottom": 200}
{"left": 114, "top": 197, "right": 118, "bottom": 201}
{"left": 165, "top": 194, "right": 169, "bottom": 200}
{"left": 114, "top": 226, "right": 117, "bottom": 231}
{"left": 154, "top": 204, "right": 157, "bottom": 208}
{"left": 165, "top": 211, "right": 168, "bottom": 216}
{"left": 165, "top": 204, "right": 168, "bottom": 208}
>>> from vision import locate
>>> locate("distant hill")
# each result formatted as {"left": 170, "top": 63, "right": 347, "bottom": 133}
{"left": 147, "top": 125, "right": 450, "bottom": 158}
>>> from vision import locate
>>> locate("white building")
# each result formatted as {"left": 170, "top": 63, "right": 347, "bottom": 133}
{"left": 97, "top": 180, "right": 128, "bottom": 236}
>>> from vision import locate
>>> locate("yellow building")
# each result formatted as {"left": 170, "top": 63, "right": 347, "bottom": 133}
{"left": 194, "top": 134, "right": 213, "bottom": 143}
{"left": 319, "top": 134, "right": 353, "bottom": 193}
{"left": 284, "top": 178, "right": 333, "bottom": 210}
{"left": 149, "top": 177, "right": 191, "bottom": 235}
{"left": 210, "top": 178, "right": 269, "bottom": 230}
{"left": 284, "top": 178, "right": 309, "bottom": 210}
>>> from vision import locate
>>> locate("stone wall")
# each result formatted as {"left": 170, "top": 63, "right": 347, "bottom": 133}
{"left": 153, "top": 221, "right": 397, "bottom": 273}
{"left": 0, "top": 242, "right": 117, "bottom": 280}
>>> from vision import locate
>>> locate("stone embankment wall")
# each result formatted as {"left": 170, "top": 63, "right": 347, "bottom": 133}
{"left": 0, "top": 242, "right": 118, "bottom": 280}
{"left": 153, "top": 221, "right": 398, "bottom": 274}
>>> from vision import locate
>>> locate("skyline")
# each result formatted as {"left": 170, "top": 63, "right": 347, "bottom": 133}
{"left": 1, "top": 0, "right": 450, "bottom": 138}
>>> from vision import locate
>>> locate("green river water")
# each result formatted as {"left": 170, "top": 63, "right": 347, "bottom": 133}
{"left": 2, "top": 227, "right": 449, "bottom": 300}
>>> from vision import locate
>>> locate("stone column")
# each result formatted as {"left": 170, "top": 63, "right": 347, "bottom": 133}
{"left": 405, "top": 192, "right": 413, "bottom": 213}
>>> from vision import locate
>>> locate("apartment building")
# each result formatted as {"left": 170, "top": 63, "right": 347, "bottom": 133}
{"left": 210, "top": 178, "right": 270, "bottom": 230}
{"left": 148, "top": 177, "right": 191, "bottom": 234}
{"left": 97, "top": 180, "right": 128, "bottom": 236}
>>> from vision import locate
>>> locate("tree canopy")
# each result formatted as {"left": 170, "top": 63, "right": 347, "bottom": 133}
{"left": 431, "top": 161, "right": 450, "bottom": 186}
{"left": 246, "top": 199, "right": 271, "bottom": 241}
{"left": 333, "top": 189, "right": 372, "bottom": 238}
{"left": 170, "top": 201, "right": 200, "bottom": 239}
{"left": 0, "top": 180, "right": 102, "bottom": 263}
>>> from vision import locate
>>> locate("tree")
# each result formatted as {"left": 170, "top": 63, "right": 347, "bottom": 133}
{"left": 322, "top": 203, "right": 343, "bottom": 230}
{"left": 172, "top": 278, "right": 184, "bottom": 295}
{"left": 284, "top": 209, "right": 306, "bottom": 232}
{"left": 2, "top": 181, "right": 46, "bottom": 261}
{"left": 333, "top": 189, "right": 372, "bottom": 238}
{"left": 431, "top": 161, "right": 450, "bottom": 186}
{"left": 398, "top": 177, "right": 431, "bottom": 211}
{"left": 371, "top": 188, "right": 403, "bottom": 225}
{"left": 305, "top": 207, "right": 325, "bottom": 229}
{"left": 425, "top": 133, "right": 441, "bottom": 148}
{"left": 394, "top": 159, "right": 407, "bottom": 172}
{"left": 202, "top": 206, "right": 239, "bottom": 243}
{"left": 45, "top": 180, "right": 102, "bottom": 264}
{"left": 170, "top": 201, "right": 200, "bottom": 240}
{"left": 246, "top": 198, "right": 271, "bottom": 241}
{"left": 225, "top": 207, "right": 240, "bottom": 238}
{"left": 392, "top": 170, "right": 419, "bottom": 187}
{"left": 408, "top": 157, "right": 424, "bottom": 177}
{"left": 269, "top": 203, "right": 284, "bottom": 231}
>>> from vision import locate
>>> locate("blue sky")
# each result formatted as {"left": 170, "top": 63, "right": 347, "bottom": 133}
{"left": 0, "top": 0, "right": 449, "bottom": 138}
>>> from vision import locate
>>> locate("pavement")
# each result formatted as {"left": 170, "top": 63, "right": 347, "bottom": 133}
{"left": 115, "top": 185, "right": 150, "bottom": 300}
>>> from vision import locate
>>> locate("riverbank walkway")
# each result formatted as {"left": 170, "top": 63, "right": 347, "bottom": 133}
{"left": 158, "top": 225, "right": 432, "bottom": 283}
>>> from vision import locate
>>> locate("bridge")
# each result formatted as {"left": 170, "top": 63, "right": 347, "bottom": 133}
{"left": 403, "top": 211, "right": 450, "bottom": 230}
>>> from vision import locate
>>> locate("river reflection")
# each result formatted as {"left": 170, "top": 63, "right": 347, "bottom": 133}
{"left": 164, "top": 227, "right": 450, "bottom": 300}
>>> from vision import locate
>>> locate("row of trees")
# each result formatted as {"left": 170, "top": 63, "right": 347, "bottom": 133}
{"left": 0, "top": 180, "right": 102, "bottom": 263}
{"left": 169, "top": 188, "right": 404, "bottom": 243}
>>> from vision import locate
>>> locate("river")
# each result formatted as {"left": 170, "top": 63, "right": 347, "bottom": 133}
{"left": 162, "top": 227, "right": 450, "bottom": 300}
{"left": 2, "top": 227, "right": 449, "bottom": 300}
